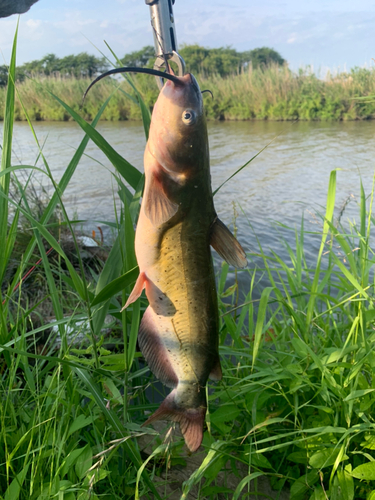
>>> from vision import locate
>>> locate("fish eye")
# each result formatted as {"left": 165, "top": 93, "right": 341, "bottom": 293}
{"left": 182, "top": 109, "right": 196, "bottom": 125}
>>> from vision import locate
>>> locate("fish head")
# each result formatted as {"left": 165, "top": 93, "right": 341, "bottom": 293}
{"left": 148, "top": 73, "right": 209, "bottom": 177}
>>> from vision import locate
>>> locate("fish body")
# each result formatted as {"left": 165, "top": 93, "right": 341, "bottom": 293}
{"left": 125, "top": 74, "right": 246, "bottom": 452}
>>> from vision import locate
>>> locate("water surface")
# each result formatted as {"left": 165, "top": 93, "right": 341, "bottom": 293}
{"left": 4, "top": 120, "right": 375, "bottom": 292}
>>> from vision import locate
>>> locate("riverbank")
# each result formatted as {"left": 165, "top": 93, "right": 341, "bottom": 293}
{"left": 4, "top": 38, "right": 375, "bottom": 499}
{"left": 1, "top": 64, "right": 375, "bottom": 121}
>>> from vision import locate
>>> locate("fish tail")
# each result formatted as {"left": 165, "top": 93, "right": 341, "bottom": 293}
{"left": 143, "top": 390, "right": 206, "bottom": 452}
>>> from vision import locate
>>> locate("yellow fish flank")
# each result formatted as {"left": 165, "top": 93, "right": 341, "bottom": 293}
{"left": 124, "top": 73, "right": 247, "bottom": 452}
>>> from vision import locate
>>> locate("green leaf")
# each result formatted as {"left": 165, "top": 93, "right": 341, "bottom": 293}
{"left": 290, "top": 471, "right": 319, "bottom": 500}
{"left": 0, "top": 191, "right": 86, "bottom": 299}
{"left": 75, "top": 445, "right": 92, "bottom": 479}
{"left": 309, "top": 486, "right": 327, "bottom": 500}
{"left": 181, "top": 442, "right": 226, "bottom": 499}
{"left": 0, "top": 21, "right": 18, "bottom": 286}
{"left": 101, "top": 353, "right": 127, "bottom": 371}
{"left": 306, "top": 169, "right": 336, "bottom": 327}
{"left": 309, "top": 449, "right": 348, "bottom": 469}
{"left": 334, "top": 469, "right": 354, "bottom": 500}
{"left": 232, "top": 472, "right": 264, "bottom": 500}
{"left": 352, "top": 461, "right": 375, "bottom": 480}
{"left": 4, "top": 463, "right": 29, "bottom": 500}
{"left": 200, "top": 486, "right": 235, "bottom": 496}
{"left": 252, "top": 287, "right": 273, "bottom": 369}
{"left": 343, "top": 389, "right": 375, "bottom": 402}
{"left": 62, "top": 447, "right": 87, "bottom": 476}
{"left": 287, "top": 451, "right": 308, "bottom": 464}
{"left": 250, "top": 453, "right": 273, "bottom": 469}
{"left": 91, "top": 266, "right": 139, "bottom": 306}
{"left": 68, "top": 415, "right": 94, "bottom": 437}
{"left": 210, "top": 404, "right": 241, "bottom": 424}
{"left": 72, "top": 368, "right": 162, "bottom": 500}
{"left": 135, "top": 444, "right": 166, "bottom": 500}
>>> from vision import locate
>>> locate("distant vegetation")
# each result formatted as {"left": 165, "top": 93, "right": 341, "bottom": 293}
{"left": 1, "top": 64, "right": 375, "bottom": 122}
{"left": 0, "top": 46, "right": 374, "bottom": 121}
{"left": 0, "top": 52, "right": 108, "bottom": 86}
{"left": 0, "top": 45, "right": 285, "bottom": 86}
{"left": 119, "top": 44, "right": 286, "bottom": 76}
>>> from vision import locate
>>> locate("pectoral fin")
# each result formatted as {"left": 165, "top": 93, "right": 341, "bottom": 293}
{"left": 144, "top": 173, "right": 179, "bottom": 226}
{"left": 210, "top": 218, "right": 247, "bottom": 268}
{"left": 121, "top": 272, "right": 176, "bottom": 315}
{"left": 121, "top": 271, "right": 146, "bottom": 311}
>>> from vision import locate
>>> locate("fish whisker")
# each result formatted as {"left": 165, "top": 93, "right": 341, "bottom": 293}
{"left": 82, "top": 66, "right": 183, "bottom": 105}
{"left": 201, "top": 89, "right": 214, "bottom": 99}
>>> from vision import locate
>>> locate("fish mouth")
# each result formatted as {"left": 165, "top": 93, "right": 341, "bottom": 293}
{"left": 82, "top": 66, "right": 184, "bottom": 104}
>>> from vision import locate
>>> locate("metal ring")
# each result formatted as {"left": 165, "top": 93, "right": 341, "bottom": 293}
{"left": 153, "top": 51, "right": 186, "bottom": 89}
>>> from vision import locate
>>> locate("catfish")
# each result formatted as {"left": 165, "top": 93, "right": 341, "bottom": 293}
{"left": 121, "top": 72, "right": 247, "bottom": 452}
{"left": 84, "top": 68, "right": 247, "bottom": 451}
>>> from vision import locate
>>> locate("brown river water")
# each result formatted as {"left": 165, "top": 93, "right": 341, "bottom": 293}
{"left": 3, "top": 119, "right": 375, "bottom": 294}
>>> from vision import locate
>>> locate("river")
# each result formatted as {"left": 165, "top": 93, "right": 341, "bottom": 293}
{"left": 4, "top": 119, "right": 375, "bottom": 294}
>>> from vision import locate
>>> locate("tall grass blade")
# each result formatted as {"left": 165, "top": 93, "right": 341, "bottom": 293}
{"left": 90, "top": 266, "right": 139, "bottom": 307}
{"left": 252, "top": 287, "right": 273, "bottom": 369}
{"left": 50, "top": 93, "right": 142, "bottom": 189}
{"left": 4, "top": 463, "right": 29, "bottom": 500}
{"left": 73, "top": 367, "right": 162, "bottom": 500}
{"left": 7, "top": 96, "right": 113, "bottom": 302}
{"left": 0, "top": 22, "right": 17, "bottom": 285}
{"left": 306, "top": 170, "right": 337, "bottom": 329}
{"left": 233, "top": 472, "right": 264, "bottom": 500}
{"left": 213, "top": 137, "right": 277, "bottom": 196}
{"left": 104, "top": 41, "right": 151, "bottom": 139}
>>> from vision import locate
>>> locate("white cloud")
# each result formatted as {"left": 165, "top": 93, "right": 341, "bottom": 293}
{"left": 0, "top": 0, "right": 374, "bottom": 69}
{"left": 25, "top": 19, "right": 41, "bottom": 29}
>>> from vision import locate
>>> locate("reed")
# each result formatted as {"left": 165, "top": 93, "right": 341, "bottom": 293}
{"left": 1, "top": 64, "right": 375, "bottom": 122}
{"left": 2, "top": 28, "right": 375, "bottom": 500}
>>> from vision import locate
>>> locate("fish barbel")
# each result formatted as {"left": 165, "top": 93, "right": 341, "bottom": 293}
{"left": 124, "top": 73, "right": 247, "bottom": 452}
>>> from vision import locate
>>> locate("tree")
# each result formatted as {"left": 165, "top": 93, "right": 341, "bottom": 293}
{"left": 240, "top": 47, "right": 285, "bottom": 69}
{"left": 18, "top": 53, "right": 109, "bottom": 78}
{"left": 0, "top": 65, "right": 8, "bottom": 87}
{"left": 179, "top": 45, "right": 241, "bottom": 76}
{"left": 121, "top": 46, "right": 155, "bottom": 68}
{"left": 58, "top": 53, "right": 108, "bottom": 78}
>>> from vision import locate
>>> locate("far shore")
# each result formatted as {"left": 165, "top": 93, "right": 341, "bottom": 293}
{"left": 1, "top": 65, "right": 375, "bottom": 122}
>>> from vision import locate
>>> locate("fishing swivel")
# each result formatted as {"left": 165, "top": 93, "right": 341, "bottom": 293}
{"left": 145, "top": 0, "right": 186, "bottom": 89}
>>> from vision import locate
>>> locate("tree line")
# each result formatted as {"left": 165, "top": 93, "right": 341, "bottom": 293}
{"left": 121, "top": 45, "right": 286, "bottom": 76}
{"left": 0, "top": 45, "right": 285, "bottom": 86}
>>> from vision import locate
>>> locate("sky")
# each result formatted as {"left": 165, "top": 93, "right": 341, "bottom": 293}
{"left": 0, "top": 0, "right": 375, "bottom": 71}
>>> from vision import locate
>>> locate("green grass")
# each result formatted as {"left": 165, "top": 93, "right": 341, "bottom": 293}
{"left": 1, "top": 64, "right": 375, "bottom": 122}
{"left": 2, "top": 28, "right": 375, "bottom": 500}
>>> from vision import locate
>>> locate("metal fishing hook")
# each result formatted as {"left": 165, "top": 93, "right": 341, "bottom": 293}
{"left": 145, "top": 0, "right": 186, "bottom": 89}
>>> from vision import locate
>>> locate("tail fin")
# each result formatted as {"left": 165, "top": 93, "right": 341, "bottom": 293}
{"left": 142, "top": 390, "right": 206, "bottom": 452}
